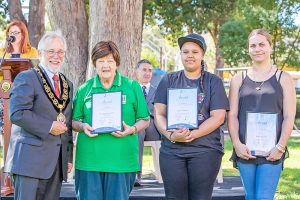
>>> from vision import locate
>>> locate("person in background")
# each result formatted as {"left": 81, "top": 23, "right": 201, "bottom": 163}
{"left": 134, "top": 59, "right": 161, "bottom": 186}
{"left": 0, "top": 20, "right": 38, "bottom": 136}
{"left": 72, "top": 41, "right": 150, "bottom": 200}
{"left": 154, "top": 33, "right": 229, "bottom": 200}
{"left": 4, "top": 30, "right": 73, "bottom": 200}
{"left": 228, "top": 29, "right": 296, "bottom": 200}
{"left": 0, "top": 20, "right": 38, "bottom": 59}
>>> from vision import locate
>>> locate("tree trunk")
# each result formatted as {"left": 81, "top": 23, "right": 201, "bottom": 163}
{"left": 28, "top": 0, "right": 45, "bottom": 48}
{"left": 8, "top": 0, "right": 26, "bottom": 24}
{"left": 215, "top": 45, "right": 224, "bottom": 77}
{"left": 208, "top": 24, "right": 224, "bottom": 78}
{"left": 87, "top": 0, "right": 143, "bottom": 79}
{"left": 46, "top": 0, "right": 89, "bottom": 91}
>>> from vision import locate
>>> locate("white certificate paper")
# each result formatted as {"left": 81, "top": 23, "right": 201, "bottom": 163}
{"left": 246, "top": 112, "right": 277, "bottom": 156}
{"left": 167, "top": 88, "right": 198, "bottom": 129}
{"left": 92, "top": 91, "right": 122, "bottom": 134}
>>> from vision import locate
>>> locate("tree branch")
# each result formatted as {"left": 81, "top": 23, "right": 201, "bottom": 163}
{"left": 280, "top": 28, "right": 300, "bottom": 70}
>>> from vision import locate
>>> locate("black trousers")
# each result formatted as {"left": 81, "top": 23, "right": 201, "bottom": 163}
{"left": 160, "top": 150, "right": 222, "bottom": 200}
{"left": 13, "top": 151, "right": 63, "bottom": 200}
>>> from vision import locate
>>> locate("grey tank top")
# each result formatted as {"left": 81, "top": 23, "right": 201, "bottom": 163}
{"left": 233, "top": 69, "right": 285, "bottom": 165}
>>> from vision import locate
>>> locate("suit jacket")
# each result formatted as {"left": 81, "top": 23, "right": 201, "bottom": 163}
{"left": 141, "top": 85, "right": 160, "bottom": 141}
{"left": 4, "top": 67, "right": 73, "bottom": 181}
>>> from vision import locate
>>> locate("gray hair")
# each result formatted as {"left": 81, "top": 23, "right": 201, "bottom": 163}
{"left": 136, "top": 59, "right": 152, "bottom": 69}
{"left": 38, "top": 30, "right": 67, "bottom": 51}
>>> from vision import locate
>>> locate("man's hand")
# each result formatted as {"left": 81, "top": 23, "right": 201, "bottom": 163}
{"left": 50, "top": 121, "right": 68, "bottom": 136}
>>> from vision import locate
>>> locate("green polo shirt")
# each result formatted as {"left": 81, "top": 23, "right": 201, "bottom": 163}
{"left": 73, "top": 70, "right": 149, "bottom": 172}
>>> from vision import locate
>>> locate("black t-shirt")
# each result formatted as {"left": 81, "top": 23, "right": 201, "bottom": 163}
{"left": 154, "top": 70, "right": 229, "bottom": 155}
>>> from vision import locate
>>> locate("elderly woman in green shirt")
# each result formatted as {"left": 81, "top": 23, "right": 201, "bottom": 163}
{"left": 72, "top": 41, "right": 150, "bottom": 200}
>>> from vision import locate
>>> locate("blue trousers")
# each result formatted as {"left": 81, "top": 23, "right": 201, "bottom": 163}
{"left": 75, "top": 170, "right": 136, "bottom": 200}
{"left": 237, "top": 161, "right": 282, "bottom": 200}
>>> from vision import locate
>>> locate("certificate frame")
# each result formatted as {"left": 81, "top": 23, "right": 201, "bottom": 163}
{"left": 91, "top": 91, "right": 122, "bottom": 134}
{"left": 245, "top": 111, "right": 278, "bottom": 157}
{"left": 167, "top": 88, "right": 198, "bottom": 130}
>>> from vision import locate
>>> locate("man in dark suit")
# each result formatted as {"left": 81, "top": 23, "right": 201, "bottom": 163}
{"left": 4, "top": 31, "right": 73, "bottom": 200}
{"left": 135, "top": 59, "right": 161, "bottom": 186}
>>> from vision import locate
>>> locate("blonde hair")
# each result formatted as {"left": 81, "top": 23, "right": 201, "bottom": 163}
{"left": 248, "top": 29, "right": 272, "bottom": 46}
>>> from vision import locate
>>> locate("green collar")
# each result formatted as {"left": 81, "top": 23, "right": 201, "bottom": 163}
{"left": 92, "top": 70, "right": 122, "bottom": 89}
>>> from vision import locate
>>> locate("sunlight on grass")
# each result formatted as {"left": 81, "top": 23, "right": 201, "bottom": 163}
{"left": 142, "top": 137, "right": 300, "bottom": 199}
{"left": 222, "top": 137, "right": 300, "bottom": 199}
{"left": 142, "top": 147, "right": 155, "bottom": 178}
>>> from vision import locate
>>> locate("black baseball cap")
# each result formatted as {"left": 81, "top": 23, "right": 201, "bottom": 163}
{"left": 178, "top": 33, "right": 207, "bottom": 53}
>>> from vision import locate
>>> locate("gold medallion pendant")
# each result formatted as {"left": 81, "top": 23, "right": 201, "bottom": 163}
{"left": 57, "top": 112, "right": 66, "bottom": 123}
{"left": 34, "top": 66, "right": 70, "bottom": 124}
{"left": 57, "top": 106, "right": 66, "bottom": 123}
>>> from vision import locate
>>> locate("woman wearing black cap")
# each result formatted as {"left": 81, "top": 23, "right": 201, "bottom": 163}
{"left": 154, "top": 33, "right": 229, "bottom": 200}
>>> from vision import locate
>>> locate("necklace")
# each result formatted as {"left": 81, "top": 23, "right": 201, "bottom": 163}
{"left": 255, "top": 81, "right": 264, "bottom": 91}
{"left": 253, "top": 65, "right": 273, "bottom": 91}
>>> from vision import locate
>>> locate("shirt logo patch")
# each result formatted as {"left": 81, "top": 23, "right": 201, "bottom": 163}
{"left": 198, "top": 93, "right": 205, "bottom": 104}
{"left": 122, "top": 95, "right": 126, "bottom": 104}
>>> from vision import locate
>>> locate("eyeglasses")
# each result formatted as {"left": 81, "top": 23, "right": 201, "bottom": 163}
{"left": 9, "top": 31, "right": 21, "bottom": 36}
{"left": 98, "top": 60, "right": 115, "bottom": 64}
{"left": 43, "top": 50, "right": 65, "bottom": 57}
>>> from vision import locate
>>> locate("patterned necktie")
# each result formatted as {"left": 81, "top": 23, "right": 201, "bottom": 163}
{"left": 142, "top": 86, "right": 147, "bottom": 99}
{"left": 52, "top": 74, "right": 60, "bottom": 98}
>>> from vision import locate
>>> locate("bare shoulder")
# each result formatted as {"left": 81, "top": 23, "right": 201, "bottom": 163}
{"left": 230, "top": 71, "right": 244, "bottom": 87}
{"left": 276, "top": 70, "right": 295, "bottom": 95}
{"left": 278, "top": 70, "right": 294, "bottom": 85}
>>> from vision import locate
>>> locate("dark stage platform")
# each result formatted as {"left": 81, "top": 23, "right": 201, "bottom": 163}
{"left": 1, "top": 176, "right": 245, "bottom": 200}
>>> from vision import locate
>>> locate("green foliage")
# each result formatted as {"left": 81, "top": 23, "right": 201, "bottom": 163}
{"left": 141, "top": 47, "right": 160, "bottom": 67}
{"left": 144, "top": 0, "right": 237, "bottom": 44}
{"left": 143, "top": 0, "right": 187, "bottom": 44}
{"left": 193, "top": 0, "right": 237, "bottom": 34}
{"left": 84, "top": 0, "right": 89, "bottom": 19}
{"left": 219, "top": 20, "right": 249, "bottom": 67}
{"left": 142, "top": 25, "right": 178, "bottom": 71}
{"left": 143, "top": 137, "right": 300, "bottom": 198}
{"left": 219, "top": 0, "right": 300, "bottom": 69}
{"left": 221, "top": 137, "right": 300, "bottom": 198}
{"left": 145, "top": 0, "right": 299, "bottom": 69}
{"left": 276, "top": 137, "right": 300, "bottom": 199}
{"left": 0, "top": 0, "right": 8, "bottom": 30}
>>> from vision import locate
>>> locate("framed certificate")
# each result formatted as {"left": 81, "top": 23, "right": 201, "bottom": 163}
{"left": 245, "top": 112, "right": 278, "bottom": 156}
{"left": 167, "top": 88, "right": 198, "bottom": 129}
{"left": 91, "top": 91, "right": 122, "bottom": 134}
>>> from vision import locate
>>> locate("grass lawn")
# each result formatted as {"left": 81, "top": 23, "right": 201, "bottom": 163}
{"left": 0, "top": 132, "right": 298, "bottom": 199}
{"left": 142, "top": 137, "right": 300, "bottom": 200}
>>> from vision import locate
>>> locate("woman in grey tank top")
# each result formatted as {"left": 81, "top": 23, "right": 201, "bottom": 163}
{"left": 228, "top": 29, "right": 296, "bottom": 200}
